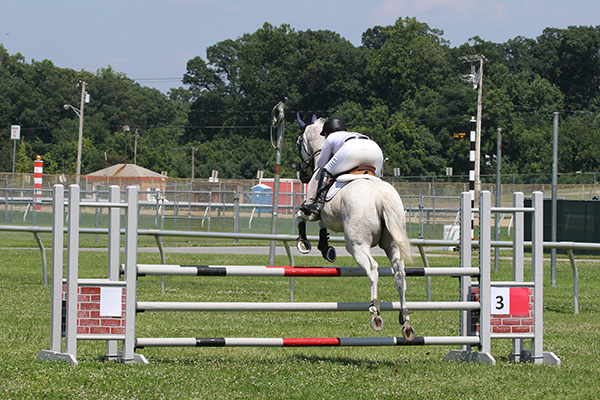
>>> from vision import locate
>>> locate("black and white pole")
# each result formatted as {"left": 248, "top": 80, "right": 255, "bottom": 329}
{"left": 469, "top": 117, "right": 476, "bottom": 239}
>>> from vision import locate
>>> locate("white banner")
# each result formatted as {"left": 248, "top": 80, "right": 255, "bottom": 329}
{"left": 100, "top": 287, "right": 123, "bottom": 317}
{"left": 10, "top": 125, "right": 21, "bottom": 140}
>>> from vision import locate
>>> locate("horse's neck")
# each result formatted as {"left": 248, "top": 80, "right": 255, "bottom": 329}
{"left": 307, "top": 133, "right": 324, "bottom": 155}
{"left": 304, "top": 120, "right": 325, "bottom": 156}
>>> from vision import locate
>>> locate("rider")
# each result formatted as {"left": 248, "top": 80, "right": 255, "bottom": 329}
{"left": 300, "top": 117, "right": 384, "bottom": 217}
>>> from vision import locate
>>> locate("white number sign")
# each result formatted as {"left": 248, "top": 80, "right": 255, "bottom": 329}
{"left": 490, "top": 287, "right": 529, "bottom": 315}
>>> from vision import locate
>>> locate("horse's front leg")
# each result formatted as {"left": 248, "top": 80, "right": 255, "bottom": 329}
{"left": 317, "top": 225, "right": 336, "bottom": 263}
{"left": 296, "top": 216, "right": 312, "bottom": 254}
{"left": 296, "top": 167, "right": 322, "bottom": 254}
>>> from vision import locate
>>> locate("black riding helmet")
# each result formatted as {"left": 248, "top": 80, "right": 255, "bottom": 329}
{"left": 320, "top": 117, "right": 347, "bottom": 136}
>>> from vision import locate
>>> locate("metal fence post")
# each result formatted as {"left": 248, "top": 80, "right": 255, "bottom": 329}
{"left": 234, "top": 190, "right": 240, "bottom": 242}
{"left": 106, "top": 185, "right": 121, "bottom": 360}
{"left": 64, "top": 185, "right": 80, "bottom": 359}
{"left": 49, "top": 184, "right": 64, "bottom": 352}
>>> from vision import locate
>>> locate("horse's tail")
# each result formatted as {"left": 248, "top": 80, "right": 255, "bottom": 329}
{"left": 379, "top": 190, "right": 413, "bottom": 264}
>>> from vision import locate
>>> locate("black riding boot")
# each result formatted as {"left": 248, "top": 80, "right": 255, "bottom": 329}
{"left": 301, "top": 170, "right": 333, "bottom": 216}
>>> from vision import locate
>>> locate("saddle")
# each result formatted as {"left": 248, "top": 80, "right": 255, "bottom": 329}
{"left": 346, "top": 165, "right": 376, "bottom": 176}
{"left": 325, "top": 165, "right": 380, "bottom": 202}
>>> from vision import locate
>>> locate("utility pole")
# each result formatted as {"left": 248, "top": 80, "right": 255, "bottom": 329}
{"left": 134, "top": 129, "right": 139, "bottom": 165}
{"left": 461, "top": 55, "right": 486, "bottom": 200}
{"left": 64, "top": 81, "right": 88, "bottom": 185}
{"left": 122, "top": 125, "right": 130, "bottom": 163}
{"left": 76, "top": 81, "right": 86, "bottom": 185}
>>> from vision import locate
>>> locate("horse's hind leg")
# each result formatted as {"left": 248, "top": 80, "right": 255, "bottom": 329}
{"left": 395, "top": 259, "right": 414, "bottom": 340}
{"left": 382, "top": 241, "right": 414, "bottom": 341}
{"left": 348, "top": 244, "right": 383, "bottom": 330}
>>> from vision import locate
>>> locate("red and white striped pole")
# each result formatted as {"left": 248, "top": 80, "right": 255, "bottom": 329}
{"left": 34, "top": 155, "right": 43, "bottom": 211}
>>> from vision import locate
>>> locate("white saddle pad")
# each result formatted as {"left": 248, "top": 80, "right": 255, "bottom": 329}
{"left": 325, "top": 174, "right": 381, "bottom": 201}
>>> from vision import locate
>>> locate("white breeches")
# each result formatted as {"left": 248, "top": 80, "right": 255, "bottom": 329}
{"left": 323, "top": 140, "right": 383, "bottom": 177}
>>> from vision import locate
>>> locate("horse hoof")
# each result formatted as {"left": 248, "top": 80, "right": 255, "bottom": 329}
{"left": 371, "top": 315, "right": 384, "bottom": 331}
{"left": 297, "top": 239, "right": 311, "bottom": 254}
{"left": 402, "top": 325, "right": 415, "bottom": 342}
{"left": 324, "top": 246, "right": 336, "bottom": 263}
{"left": 399, "top": 312, "right": 410, "bottom": 326}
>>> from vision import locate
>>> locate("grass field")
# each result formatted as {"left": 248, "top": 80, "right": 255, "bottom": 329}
{"left": 1, "top": 243, "right": 600, "bottom": 399}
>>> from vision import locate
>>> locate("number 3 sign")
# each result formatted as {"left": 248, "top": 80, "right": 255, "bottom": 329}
{"left": 490, "top": 287, "right": 529, "bottom": 315}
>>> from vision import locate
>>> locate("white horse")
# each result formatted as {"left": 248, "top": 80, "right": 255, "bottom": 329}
{"left": 296, "top": 115, "right": 415, "bottom": 340}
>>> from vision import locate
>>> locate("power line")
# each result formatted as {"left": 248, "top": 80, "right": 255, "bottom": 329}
{"left": 132, "top": 77, "right": 183, "bottom": 82}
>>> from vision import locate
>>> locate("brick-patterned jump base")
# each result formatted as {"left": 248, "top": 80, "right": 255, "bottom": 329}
{"left": 61, "top": 284, "right": 535, "bottom": 338}
{"left": 469, "top": 286, "right": 534, "bottom": 335}
{"left": 61, "top": 285, "right": 126, "bottom": 336}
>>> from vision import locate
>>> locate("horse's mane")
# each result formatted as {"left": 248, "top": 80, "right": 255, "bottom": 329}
{"left": 303, "top": 118, "right": 325, "bottom": 137}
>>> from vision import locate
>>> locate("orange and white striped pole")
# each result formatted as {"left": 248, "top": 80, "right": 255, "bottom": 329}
{"left": 34, "top": 155, "right": 43, "bottom": 210}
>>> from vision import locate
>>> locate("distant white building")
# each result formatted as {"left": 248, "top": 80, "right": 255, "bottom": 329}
{"left": 85, "top": 164, "right": 168, "bottom": 197}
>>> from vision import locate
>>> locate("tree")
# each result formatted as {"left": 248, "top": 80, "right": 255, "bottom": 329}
{"left": 3, "top": 21, "right": 600, "bottom": 180}
{"left": 291, "top": 29, "right": 368, "bottom": 112}
{"left": 15, "top": 139, "right": 33, "bottom": 173}
{"left": 183, "top": 23, "right": 367, "bottom": 143}
{"left": 559, "top": 118, "right": 600, "bottom": 173}
{"left": 532, "top": 26, "right": 600, "bottom": 109}
{"left": 363, "top": 17, "right": 449, "bottom": 109}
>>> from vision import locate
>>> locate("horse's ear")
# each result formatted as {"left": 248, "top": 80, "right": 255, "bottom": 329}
{"left": 297, "top": 112, "right": 306, "bottom": 128}
{"left": 311, "top": 114, "right": 318, "bottom": 123}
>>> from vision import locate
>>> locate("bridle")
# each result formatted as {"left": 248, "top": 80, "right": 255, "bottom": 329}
{"left": 297, "top": 126, "right": 321, "bottom": 184}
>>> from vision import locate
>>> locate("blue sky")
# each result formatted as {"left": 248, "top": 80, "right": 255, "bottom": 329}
{"left": 1, "top": 0, "right": 597, "bottom": 93}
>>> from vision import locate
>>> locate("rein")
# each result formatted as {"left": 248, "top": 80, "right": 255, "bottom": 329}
{"left": 296, "top": 117, "right": 327, "bottom": 183}
{"left": 297, "top": 131, "right": 321, "bottom": 183}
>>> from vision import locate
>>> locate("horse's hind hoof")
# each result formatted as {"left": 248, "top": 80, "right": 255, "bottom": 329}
{"left": 402, "top": 325, "right": 415, "bottom": 342}
{"left": 399, "top": 312, "right": 410, "bottom": 326}
{"left": 371, "top": 315, "right": 384, "bottom": 331}
{"left": 297, "top": 239, "right": 311, "bottom": 254}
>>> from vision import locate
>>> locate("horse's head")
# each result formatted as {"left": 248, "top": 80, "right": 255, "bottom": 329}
{"left": 297, "top": 113, "right": 326, "bottom": 157}
{"left": 296, "top": 113, "right": 326, "bottom": 183}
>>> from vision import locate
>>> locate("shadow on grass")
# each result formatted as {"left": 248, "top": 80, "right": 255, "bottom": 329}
{"left": 291, "top": 354, "right": 405, "bottom": 368}
{"left": 544, "top": 305, "right": 575, "bottom": 314}
{"left": 138, "top": 352, "right": 441, "bottom": 369}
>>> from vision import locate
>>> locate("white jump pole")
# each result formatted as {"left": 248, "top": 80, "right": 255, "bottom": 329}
{"left": 136, "top": 336, "right": 481, "bottom": 348}
{"left": 136, "top": 301, "right": 480, "bottom": 312}
{"left": 134, "top": 264, "right": 480, "bottom": 278}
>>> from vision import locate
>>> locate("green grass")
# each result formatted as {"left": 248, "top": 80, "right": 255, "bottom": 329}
{"left": 1, "top": 247, "right": 600, "bottom": 399}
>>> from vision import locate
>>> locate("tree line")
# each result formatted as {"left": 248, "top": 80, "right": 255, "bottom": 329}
{"left": 1, "top": 17, "right": 599, "bottom": 181}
